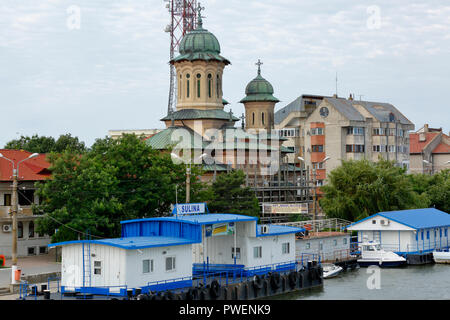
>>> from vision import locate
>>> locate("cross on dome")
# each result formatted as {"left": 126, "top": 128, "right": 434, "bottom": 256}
{"left": 255, "top": 59, "right": 263, "bottom": 75}
{"left": 197, "top": 3, "right": 205, "bottom": 28}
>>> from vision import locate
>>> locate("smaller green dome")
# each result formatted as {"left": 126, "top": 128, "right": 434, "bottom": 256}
{"left": 240, "top": 63, "right": 279, "bottom": 103}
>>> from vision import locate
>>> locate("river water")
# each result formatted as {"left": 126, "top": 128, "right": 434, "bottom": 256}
{"left": 276, "top": 264, "right": 450, "bottom": 300}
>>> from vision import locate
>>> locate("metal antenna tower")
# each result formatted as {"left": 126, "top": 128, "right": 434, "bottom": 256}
{"left": 164, "top": 0, "right": 198, "bottom": 115}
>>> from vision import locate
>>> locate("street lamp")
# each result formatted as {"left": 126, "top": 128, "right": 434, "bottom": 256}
{"left": 0, "top": 152, "right": 39, "bottom": 284}
{"left": 171, "top": 152, "right": 207, "bottom": 203}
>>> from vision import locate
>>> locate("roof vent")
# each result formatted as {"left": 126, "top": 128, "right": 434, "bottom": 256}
{"left": 419, "top": 133, "right": 426, "bottom": 142}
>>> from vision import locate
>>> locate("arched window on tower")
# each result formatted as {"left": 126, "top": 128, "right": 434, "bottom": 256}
{"left": 216, "top": 75, "right": 220, "bottom": 98}
{"left": 186, "top": 74, "right": 190, "bottom": 98}
{"left": 262, "top": 112, "right": 265, "bottom": 126}
{"left": 179, "top": 74, "right": 182, "bottom": 98}
{"left": 197, "top": 74, "right": 201, "bottom": 98}
{"left": 208, "top": 74, "right": 212, "bottom": 98}
{"left": 252, "top": 112, "right": 255, "bottom": 125}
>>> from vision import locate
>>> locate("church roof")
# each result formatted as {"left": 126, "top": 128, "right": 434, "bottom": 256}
{"left": 160, "top": 109, "right": 239, "bottom": 122}
{"left": 145, "top": 126, "right": 209, "bottom": 150}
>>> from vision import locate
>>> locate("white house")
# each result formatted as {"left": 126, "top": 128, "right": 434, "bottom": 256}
{"left": 346, "top": 208, "right": 450, "bottom": 254}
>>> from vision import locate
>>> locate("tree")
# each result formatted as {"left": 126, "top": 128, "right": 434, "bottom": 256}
{"left": 34, "top": 134, "right": 195, "bottom": 242}
{"left": 319, "top": 159, "right": 429, "bottom": 221}
{"left": 4, "top": 134, "right": 86, "bottom": 154}
{"left": 206, "top": 170, "right": 260, "bottom": 217}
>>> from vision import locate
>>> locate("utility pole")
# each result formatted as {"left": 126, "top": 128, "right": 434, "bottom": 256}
{"left": 186, "top": 165, "right": 191, "bottom": 203}
{"left": 11, "top": 168, "right": 18, "bottom": 267}
{"left": 0, "top": 152, "right": 39, "bottom": 285}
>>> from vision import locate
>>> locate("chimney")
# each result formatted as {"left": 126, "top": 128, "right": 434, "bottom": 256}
{"left": 424, "top": 124, "right": 429, "bottom": 133}
{"left": 349, "top": 94, "right": 353, "bottom": 101}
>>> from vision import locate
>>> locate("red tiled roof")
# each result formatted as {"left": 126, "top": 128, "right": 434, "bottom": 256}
{"left": 433, "top": 142, "right": 450, "bottom": 154}
{"left": 409, "top": 132, "right": 440, "bottom": 154}
{"left": 0, "top": 150, "right": 51, "bottom": 181}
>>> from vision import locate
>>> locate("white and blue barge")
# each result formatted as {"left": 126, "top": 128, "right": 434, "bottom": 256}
{"left": 41, "top": 203, "right": 323, "bottom": 300}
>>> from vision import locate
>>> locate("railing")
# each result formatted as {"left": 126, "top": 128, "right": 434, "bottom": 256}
{"left": 277, "top": 218, "right": 353, "bottom": 233}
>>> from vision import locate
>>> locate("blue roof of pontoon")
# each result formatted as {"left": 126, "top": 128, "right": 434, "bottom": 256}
{"left": 121, "top": 214, "right": 258, "bottom": 226}
{"left": 256, "top": 224, "right": 305, "bottom": 237}
{"left": 347, "top": 208, "right": 450, "bottom": 230}
{"left": 48, "top": 236, "right": 199, "bottom": 250}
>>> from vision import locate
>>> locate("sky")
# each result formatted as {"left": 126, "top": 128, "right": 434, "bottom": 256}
{"left": 1, "top": 0, "right": 449, "bottom": 147}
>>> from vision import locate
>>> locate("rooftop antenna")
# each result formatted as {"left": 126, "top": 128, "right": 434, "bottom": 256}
{"left": 335, "top": 71, "right": 338, "bottom": 97}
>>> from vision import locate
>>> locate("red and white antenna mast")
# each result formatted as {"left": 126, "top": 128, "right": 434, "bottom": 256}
{"left": 164, "top": 0, "right": 198, "bottom": 115}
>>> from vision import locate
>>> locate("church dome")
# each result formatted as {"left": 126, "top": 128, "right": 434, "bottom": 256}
{"left": 171, "top": 15, "right": 230, "bottom": 65}
{"left": 179, "top": 26, "right": 221, "bottom": 55}
{"left": 240, "top": 63, "right": 280, "bottom": 103}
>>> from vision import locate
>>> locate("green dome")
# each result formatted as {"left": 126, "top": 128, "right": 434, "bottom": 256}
{"left": 240, "top": 69, "right": 280, "bottom": 103}
{"left": 179, "top": 26, "right": 221, "bottom": 55}
{"left": 171, "top": 18, "right": 230, "bottom": 65}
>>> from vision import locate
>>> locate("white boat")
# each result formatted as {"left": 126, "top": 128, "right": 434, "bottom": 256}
{"left": 322, "top": 263, "right": 343, "bottom": 279}
{"left": 433, "top": 249, "right": 450, "bottom": 264}
{"left": 357, "top": 241, "right": 406, "bottom": 267}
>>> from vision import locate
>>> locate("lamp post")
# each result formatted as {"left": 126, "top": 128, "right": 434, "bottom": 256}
{"left": 0, "top": 152, "right": 39, "bottom": 284}
{"left": 171, "top": 152, "right": 206, "bottom": 203}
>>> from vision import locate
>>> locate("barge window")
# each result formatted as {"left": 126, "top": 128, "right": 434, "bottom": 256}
{"left": 94, "top": 261, "right": 102, "bottom": 275}
{"left": 143, "top": 259, "right": 153, "bottom": 274}
{"left": 253, "top": 246, "right": 262, "bottom": 259}
{"left": 232, "top": 247, "right": 241, "bottom": 260}
{"left": 166, "top": 257, "right": 176, "bottom": 272}
{"left": 282, "top": 243, "right": 290, "bottom": 254}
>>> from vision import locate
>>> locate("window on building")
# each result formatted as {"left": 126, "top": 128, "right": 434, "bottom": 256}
{"left": 373, "top": 128, "right": 385, "bottom": 135}
{"left": 261, "top": 112, "right": 265, "bottom": 126}
{"left": 306, "top": 243, "right": 310, "bottom": 249}
{"left": 346, "top": 145, "right": 365, "bottom": 153}
{"left": 252, "top": 113, "right": 255, "bottom": 125}
{"left": 208, "top": 74, "right": 212, "bottom": 98}
{"left": 333, "top": 240, "right": 337, "bottom": 246}
{"left": 253, "top": 246, "right": 262, "bottom": 258}
{"left": 39, "top": 246, "right": 47, "bottom": 254}
{"left": 196, "top": 74, "right": 201, "bottom": 98}
{"left": 312, "top": 145, "right": 324, "bottom": 152}
{"left": 347, "top": 127, "right": 364, "bottom": 135}
{"left": 343, "top": 238, "right": 347, "bottom": 245}
{"left": 18, "top": 189, "right": 35, "bottom": 206}
{"left": 388, "top": 145, "right": 396, "bottom": 153}
{"left": 311, "top": 128, "right": 324, "bottom": 135}
{"left": 232, "top": 247, "right": 241, "bottom": 260}
{"left": 28, "top": 221, "right": 34, "bottom": 238}
{"left": 94, "top": 261, "right": 102, "bottom": 275}
{"left": 165, "top": 257, "right": 176, "bottom": 272}
{"left": 373, "top": 145, "right": 380, "bottom": 152}
{"left": 18, "top": 222, "right": 23, "bottom": 239}
{"left": 372, "top": 220, "right": 376, "bottom": 224}
{"left": 216, "top": 75, "right": 220, "bottom": 98}
{"left": 143, "top": 259, "right": 154, "bottom": 274}
{"left": 421, "top": 231, "right": 424, "bottom": 241}
{"left": 282, "top": 242, "right": 290, "bottom": 254}
{"left": 427, "top": 231, "right": 430, "bottom": 240}
{"left": 27, "top": 247, "right": 36, "bottom": 256}
{"left": 319, "top": 241, "right": 323, "bottom": 250}
{"left": 4, "top": 194, "right": 11, "bottom": 206}
{"left": 312, "top": 162, "right": 325, "bottom": 170}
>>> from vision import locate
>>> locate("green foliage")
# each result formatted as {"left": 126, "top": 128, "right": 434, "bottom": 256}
{"left": 408, "top": 169, "right": 450, "bottom": 213}
{"left": 206, "top": 170, "right": 260, "bottom": 217}
{"left": 4, "top": 134, "right": 86, "bottom": 154}
{"left": 34, "top": 134, "right": 194, "bottom": 242}
{"left": 319, "top": 159, "right": 430, "bottom": 221}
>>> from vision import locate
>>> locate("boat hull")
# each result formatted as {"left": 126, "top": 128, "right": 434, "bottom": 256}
{"left": 433, "top": 251, "right": 450, "bottom": 264}
{"left": 357, "top": 259, "right": 406, "bottom": 268}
